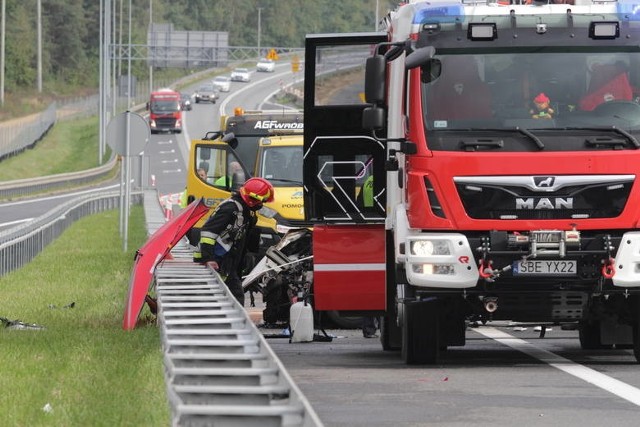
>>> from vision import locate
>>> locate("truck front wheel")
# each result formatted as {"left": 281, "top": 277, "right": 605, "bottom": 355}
{"left": 380, "top": 255, "right": 402, "bottom": 351}
{"left": 402, "top": 298, "right": 440, "bottom": 364}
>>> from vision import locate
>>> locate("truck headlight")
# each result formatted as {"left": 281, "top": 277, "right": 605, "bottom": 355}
{"left": 412, "top": 263, "right": 455, "bottom": 275}
{"left": 410, "top": 240, "right": 451, "bottom": 256}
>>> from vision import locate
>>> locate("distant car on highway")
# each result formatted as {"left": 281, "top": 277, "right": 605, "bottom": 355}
{"left": 213, "top": 76, "right": 231, "bottom": 92}
{"left": 230, "top": 67, "right": 251, "bottom": 82}
{"left": 194, "top": 84, "right": 218, "bottom": 104}
{"left": 256, "top": 58, "right": 275, "bottom": 73}
{"left": 180, "top": 93, "right": 193, "bottom": 111}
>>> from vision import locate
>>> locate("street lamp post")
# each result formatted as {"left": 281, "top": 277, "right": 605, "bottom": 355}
{"left": 257, "top": 7, "right": 262, "bottom": 58}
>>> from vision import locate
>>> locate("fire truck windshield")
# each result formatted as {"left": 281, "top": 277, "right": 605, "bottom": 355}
{"left": 421, "top": 48, "right": 640, "bottom": 150}
{"left": 422, "top": 49, "right": 640, "bottom": 150}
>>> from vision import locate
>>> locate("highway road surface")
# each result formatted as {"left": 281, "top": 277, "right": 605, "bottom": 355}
{"left": 266, "top": 321, "right": 640, "bottom": 427}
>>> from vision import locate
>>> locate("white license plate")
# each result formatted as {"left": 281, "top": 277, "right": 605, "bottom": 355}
{"left": 512, "top": 260, "right": 577, "bottom": 276}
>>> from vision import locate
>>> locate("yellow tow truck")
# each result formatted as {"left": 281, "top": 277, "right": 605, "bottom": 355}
{"left": 184, "top": 108, "right": 308, "bottom": 251}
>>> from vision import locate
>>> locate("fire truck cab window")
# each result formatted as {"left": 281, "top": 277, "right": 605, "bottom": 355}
{"left": 423, "top": 51, "right": 640, "bottom": 143}
{"left": 426, "top": 55, "right": 493, "bottom": 121}
{"left": 313, "top": 45, "right": 369, "bottom": 106}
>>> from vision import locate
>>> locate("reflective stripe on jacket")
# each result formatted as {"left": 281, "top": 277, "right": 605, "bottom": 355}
{"left": 193, "top": 195, "right": 252, "bottom": 264}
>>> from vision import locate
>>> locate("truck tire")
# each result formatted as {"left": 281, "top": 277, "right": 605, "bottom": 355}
{"left": 402, "top": 298, "right": 440, "bottom": 364}
{"left": 380, "top": 314, "right": 401, "bottom": 351}
{"left": 578, "top": 320, "right": 612, "bottom": 350}
{"left": 380, "top": 252, "right": 402, "bottom": 351}
{"left": 262, "top": 278, "right": 290, "bottom": 325}
{"left": 632, "top": 297, "right": 640, "bottom": 363}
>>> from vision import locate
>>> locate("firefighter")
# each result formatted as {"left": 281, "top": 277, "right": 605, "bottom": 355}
{"left": 193, "top": 177, "right": 275, "bottom": 305}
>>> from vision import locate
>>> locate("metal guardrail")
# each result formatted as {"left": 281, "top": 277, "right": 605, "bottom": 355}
{"left": 0, "top": 191, "right": 142, "bottom": 277}
{"left": 142, "top": 190, "right": 323, "bottom": 426}
{"left": 0, "top": 155, "right": 119, "bottom": 200}
{"left": 155, "top": 251, "right": 323, "bottom": 427}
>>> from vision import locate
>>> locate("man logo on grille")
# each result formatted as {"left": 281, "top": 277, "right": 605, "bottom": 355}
{"left": 534, "top": 176, "right": 555, "bottom": 187}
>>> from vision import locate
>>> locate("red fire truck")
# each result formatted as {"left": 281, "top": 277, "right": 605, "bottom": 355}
{"left": 147, "top": 88, "right": 182, "bottom": 134}
{"left": 303, "top": 0, "right": 640, "bottom": 364}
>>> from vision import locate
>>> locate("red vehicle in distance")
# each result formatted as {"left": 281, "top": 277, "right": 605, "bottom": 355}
{"left": 147, "top": 88, "right": 182, "bottom": 134}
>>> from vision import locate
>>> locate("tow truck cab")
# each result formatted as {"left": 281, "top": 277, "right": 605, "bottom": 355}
{"left": 185, "top": 109, "right": 308, "bottom": 253}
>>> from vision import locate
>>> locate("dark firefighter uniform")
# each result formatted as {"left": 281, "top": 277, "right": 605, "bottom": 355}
{"left": 193, "top": 194, "right": 257, "bottom": 305}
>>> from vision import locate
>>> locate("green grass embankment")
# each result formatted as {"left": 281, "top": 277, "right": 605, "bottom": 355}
{"left": 0, "top": 207, "right": 169, "bottom": 425}
{"left": 0, "top": 113, "right": 167, "bottom": 424}
{"left": 0, "top": 116, "right": 110, "bottom": 181}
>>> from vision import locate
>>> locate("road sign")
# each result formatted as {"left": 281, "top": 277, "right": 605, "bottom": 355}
{"left": 106, "top": 111, "right": 150, "bottom": 156}
{"left": 267, "top": 49, "right": 279, "bottom": 60}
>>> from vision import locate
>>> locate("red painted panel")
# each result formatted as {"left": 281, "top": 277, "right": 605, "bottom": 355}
{"left": 313, "top": 224, "right": 385, "bottom": 263}
{"left": 313, "top": 224, "right": 386, "bottom": 311}
{"left": 123, "top": 199, "right": 209, "bottom": 330}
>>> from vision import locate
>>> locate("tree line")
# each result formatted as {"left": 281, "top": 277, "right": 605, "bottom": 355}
{"left": 3, "top": 0, "right": 394, "bottom": 95}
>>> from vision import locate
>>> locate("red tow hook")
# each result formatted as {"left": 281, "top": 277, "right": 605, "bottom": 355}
{"left": 479, "top": 260, "right": 493, "bottom": 279}
{"left": 602, "top": 257, "right": 616, "bottom": 279}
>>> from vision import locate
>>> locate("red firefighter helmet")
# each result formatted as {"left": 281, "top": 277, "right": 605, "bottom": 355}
{"left": 239, "top": 177, "right": 275, "bottom": 207}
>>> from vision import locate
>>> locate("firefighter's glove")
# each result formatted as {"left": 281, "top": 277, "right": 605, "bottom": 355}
{"left": 205, "top": 261, "right": 220, "bottom": 271}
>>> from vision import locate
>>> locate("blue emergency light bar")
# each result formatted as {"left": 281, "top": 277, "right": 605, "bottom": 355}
{"left": 617, "top": 0, "right": 640, "bottom": 20}
{"left": 412, "top": 2, "right": 464, "bottom": 25}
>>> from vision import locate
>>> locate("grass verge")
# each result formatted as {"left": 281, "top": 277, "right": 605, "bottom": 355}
{"left": 0, "top": 206, "right": 169, "bottom": 426}
{"left": 0, "top": 116, "right": 111, "bottom": 181}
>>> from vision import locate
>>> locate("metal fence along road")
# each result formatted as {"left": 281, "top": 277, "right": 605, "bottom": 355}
{"left": 0, "top": 191, "right": 142, "bottom": 277}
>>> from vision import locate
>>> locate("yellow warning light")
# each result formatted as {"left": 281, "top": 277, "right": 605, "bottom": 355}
{"left": 234, "top": 107, "right": 244, "bottom": 116}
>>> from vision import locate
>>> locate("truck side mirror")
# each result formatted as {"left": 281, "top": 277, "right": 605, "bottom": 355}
{"left": 405, "top": 46, "right": 435, "bottom": 70}
{"left": 364, "top": 55, "right": 386, "bottom": 104}
{"left": 362, "top": 106, "right": 385, "bottom": 131}
{"left": 222, "top": 132, "right": 239, "bottom": 149}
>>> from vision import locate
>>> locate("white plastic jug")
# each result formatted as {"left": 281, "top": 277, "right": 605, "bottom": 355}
{"left": 290, "top": 301, "right": 314, "bottom": 343}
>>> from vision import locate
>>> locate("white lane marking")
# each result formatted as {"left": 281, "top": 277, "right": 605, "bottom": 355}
{"left": 161, "top": 159, "right": 179, "bottom": 164}
{"left": 158, "top": 149, "right": 175, "bottom": 154}
{"left": 162, "top": 169, "right": 182, "bottom": 174}
{"left": 258, "top": 84, "right": 289, "bottom": 110}
{"left": 257, "top": 75, "right": 304, "bottom": 110}
{"left": 0, "top": 217, "right": 34, "bottom": 227}
{"left": 477, "top": 327, "right": 640, "bottom": 406}
{"left": 157, "top": 139, "right": 173, "bottom": 145}
{"left": 220, "top": 69, "right": 296, "bottom": 116}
